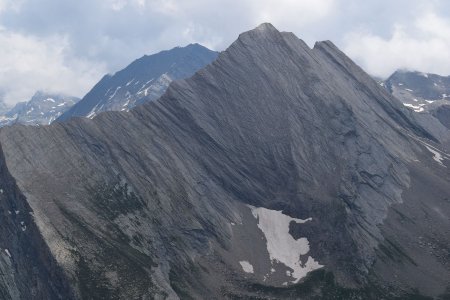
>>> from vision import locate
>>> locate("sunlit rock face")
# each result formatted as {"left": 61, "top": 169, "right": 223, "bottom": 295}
{"left": 0, "top": 24, "right": 449, "bottom": 299}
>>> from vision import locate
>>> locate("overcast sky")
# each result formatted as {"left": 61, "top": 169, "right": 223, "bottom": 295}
{"left": 0, "top": 0, "right": 449, "bottom": 105}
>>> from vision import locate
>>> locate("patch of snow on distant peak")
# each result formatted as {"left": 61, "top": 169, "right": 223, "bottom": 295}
{"left": 239, "top": 261, "right": 254, "bottom": 273}
{"left": 4, "top": 249, "right": 11, "bottom": 258}
{"left": 108, "top": 86, "right": 121, "bottom": 100}
{"left": 248, "top": 205, "right": 323, "bottom": 283}
{"left": 405, "top": 88, "right": 413, "bottom": 92}
{"left": 45, "top": 98, "right": 55, "bottom": 103}
{"left": 126, "top": 79, "right": 134, "bottom": 86}
{"left": 403, "top": 103, "right": 424, "bottom": 112}
{"left": 26, "top": 107, "right": 34, "bottom": 115}
{"left": 86, "top": 108, "right": 97, "bottom": 119}
{"left": 425, "top": 145, "right": 446, "bottom": 167}
{"left": 419, "top": 73, "right": 429, "bottom": 78}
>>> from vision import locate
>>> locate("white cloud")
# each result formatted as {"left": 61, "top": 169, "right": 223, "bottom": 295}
{"left": 110, "top": 0, "right": 127, "bottom": 11}
{"left": 251, "top": 0, "right": 336, "bottom": 29}
{"left": 343, "top": 12, "right": 450, "bottom": 78}
{"left": 0, "top": 0, "right": 449, "bottom": 105}
{"left": 0, "top": 0, "right": 23, "bottom": 12}
{"left": 0, "top": 28, "right": 106, "bottom": 105}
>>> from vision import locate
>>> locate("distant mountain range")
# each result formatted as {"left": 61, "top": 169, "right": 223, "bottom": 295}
{"left": 381, "top": 70, "right": 450, "bottom": 137}
{"left": 384, "top": 70, "right": 450, "bottom": 112}
{"left": 0, "top": 92, "right": 79, "bottom": 126}
{"left": 57, "top": 43, "right": 218, "bottom": 121}
{"left": 0, "top": 44, "right": 217, "bottom": 127}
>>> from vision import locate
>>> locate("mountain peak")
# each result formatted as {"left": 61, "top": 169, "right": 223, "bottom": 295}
{"left": 236, "top": 23, "right": 282, "bottom": 43}
{"left": 313, "top": 40, "right": 337, "bottom": 51}
{"left": 254, "top": 22, "right": 277, "bottom": 32}
{"left": 56, "top": 43, "right": 218, "bottom": 121}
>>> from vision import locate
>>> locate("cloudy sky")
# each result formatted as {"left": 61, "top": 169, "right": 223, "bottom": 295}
{"left": 0, "top": 0, "right": 449, "bottom": 105}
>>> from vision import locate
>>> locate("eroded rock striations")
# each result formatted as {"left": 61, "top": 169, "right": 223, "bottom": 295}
{"left": 0, "top": 24, "right": 449, "bottom": 299}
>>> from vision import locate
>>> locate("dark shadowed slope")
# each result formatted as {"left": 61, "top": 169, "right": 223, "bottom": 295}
{"left": 0, "top": 24, "right": 449, "bottom": 299}
{"left": 57, "top": 44, "right": 218, "bottom": 122}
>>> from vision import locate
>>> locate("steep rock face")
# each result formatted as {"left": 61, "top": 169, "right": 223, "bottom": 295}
{"left": 0, "top": 24, "right": 449, "bottom": 299}
{"left": 0, "top": 91, "right": 79, "bottom": 126}
{"left": 57, "top": 44, "right": 218, "bottom": 121}
{"left": 0, "top": 143, "right": 74, "bottom": 299}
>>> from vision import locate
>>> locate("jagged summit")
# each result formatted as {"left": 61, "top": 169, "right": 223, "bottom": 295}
{"left": 235, "top": 22, "right": 284, "bottom": 44}
{"left": 241, "top": 23, "right": 339, "bottom": 51}
{"left": 0, "top": 91, "right": 79, "bottom": 126}
{"left": 313, "top": 39, "right": 339, "bottom": 51}
{"left": 254, "top": 22, "right": 277, "bottom": 32}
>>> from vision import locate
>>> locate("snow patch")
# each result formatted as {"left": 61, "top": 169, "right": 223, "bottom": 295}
{"left": 122, "top": 99, "right": 131, "bottom": 107}
{"left": 239, "top": 261, "right": 254, "bottom": 273}
{"left": 108, "top": 86, "right": 121, "bottom": 100}
{"left": 403, "top": 103, "right": 425, "bottom": 112}
{"left": 4, "top": 249, "right": 11, "bottom": 258}
{"left": 405, "top": 88, "right": 413, "bottom": 92}
{"left": 45, "top": 98, "right": 55, "bottom": 103}
{"left": 20, "top": 221, "right": 26, "bottom": 232}
{"left": 425, "top": 145, "right": 446, "bottom": 167}
{"left": 248, "top": 206, "right": 323, "bottom": 283}
{"left": 425, "top": 100, "right": 435, "bottom": 104}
